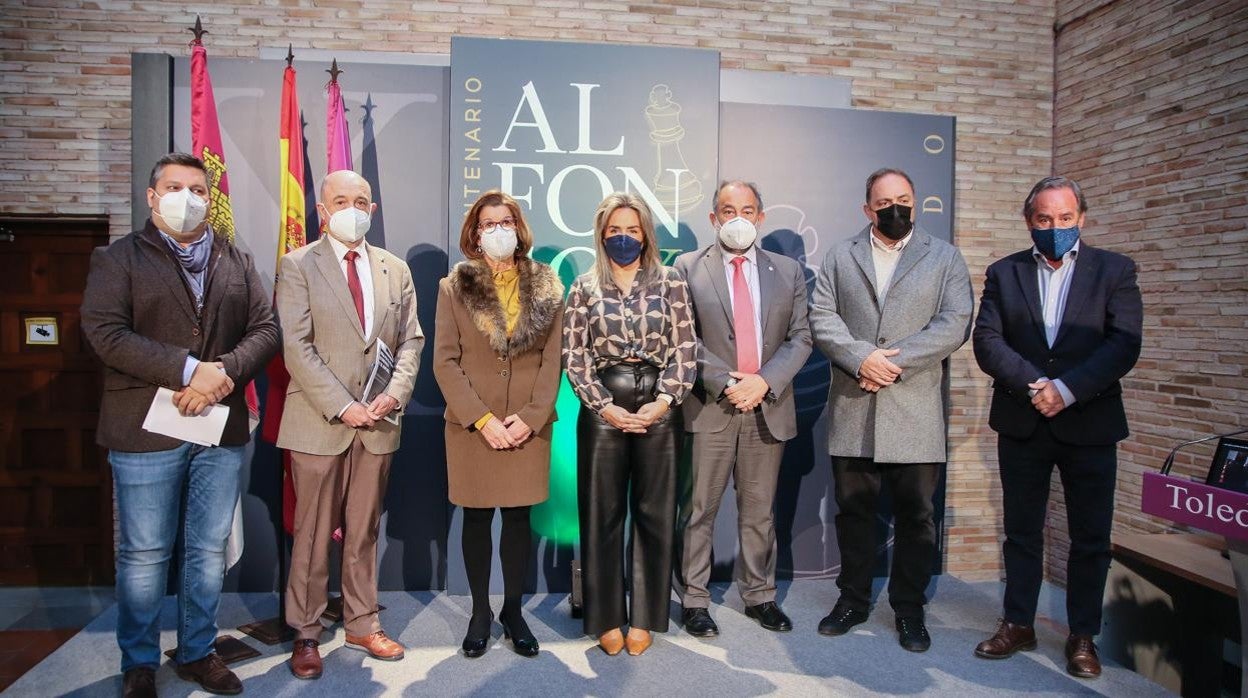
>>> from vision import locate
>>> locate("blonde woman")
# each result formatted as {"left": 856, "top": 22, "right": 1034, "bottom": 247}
{"left": 563, "top": 192, "right": 697, "bottom": 656}
{"left": 433, "top": 190, "right": 563, "bottom": 658}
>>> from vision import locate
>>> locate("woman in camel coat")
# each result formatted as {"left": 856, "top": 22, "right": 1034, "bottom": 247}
{"left": 433, "top": 189, "right": 563, "bottom": 660}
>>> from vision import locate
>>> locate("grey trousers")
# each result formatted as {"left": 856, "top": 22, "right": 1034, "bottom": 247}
{"left": 680, "top": 409, "right": 785, "bottom": 608}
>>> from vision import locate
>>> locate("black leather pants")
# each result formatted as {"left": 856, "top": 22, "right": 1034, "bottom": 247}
{"left": 577, "top": 363, "right": 678, "bottom": 636}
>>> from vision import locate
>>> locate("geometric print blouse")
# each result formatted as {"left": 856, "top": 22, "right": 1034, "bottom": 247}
{"left": 562, "top": 265, "right": 697, "bottom": 413}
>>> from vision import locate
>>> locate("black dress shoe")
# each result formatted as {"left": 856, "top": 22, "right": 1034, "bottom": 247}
{"left": 681, "top": 607, "right": 719, "bottom": 637}
{"left": 896, "top": 616, "right": 931, "bottom": 652}
{"left": 462, "top": 611, "right": 493, "bottom": 658}
{"left": 122, "top": 667, "right": 156, "bottom": 698}
{"left": 744, "top": 602, "right": 792, "bottom": 632}
{"left": 499, "top": 610, "right": 539, "bottom": 658}
{"left": 818, "top": 605, "right": 869, "bottom": 636}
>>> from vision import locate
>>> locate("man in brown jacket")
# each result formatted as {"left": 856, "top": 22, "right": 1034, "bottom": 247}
{"left": 276, "top": 170, "right": 423, "bottom": 679}
{"left": 81, "top": 153, "right": 280, "bottom": 698}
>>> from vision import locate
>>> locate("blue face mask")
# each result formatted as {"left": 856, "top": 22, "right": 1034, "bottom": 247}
{"left": 1030, "top": 225, "right": 1080, "bottom": 260}
{"left": 603, "top": 234, "right": 643, "bottom": 266}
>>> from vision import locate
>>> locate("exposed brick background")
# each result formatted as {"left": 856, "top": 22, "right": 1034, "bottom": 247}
{"left": 20, "top": 0, "right": 1239, "bottom": 586}
{"left": 1043, "top": 0, "right": 1248, "bottom": 584}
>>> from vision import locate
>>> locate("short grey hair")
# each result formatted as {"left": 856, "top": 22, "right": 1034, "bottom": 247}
{"left": 1023, "top": 176, "right": 1087, "bottom": 219}
{"left": 711, "top": 180, "right": 763, "bottom": 212}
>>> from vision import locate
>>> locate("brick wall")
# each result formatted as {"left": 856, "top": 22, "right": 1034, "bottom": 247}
{"left": 1046, "top": 0, "right": 1248, "bottom": 581}
{"left": 0, "top": 1, "right": 1061, "bottom": 579}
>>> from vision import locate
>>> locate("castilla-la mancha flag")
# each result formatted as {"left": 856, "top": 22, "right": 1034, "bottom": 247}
{"left": 190, "top": 27, "right": 252, "bottom": 568}
{"left": 263, "top": 56, "right": 308, "bottom": 535}
{"left": 190, "top": 39, "right": 237, "bottom": 244}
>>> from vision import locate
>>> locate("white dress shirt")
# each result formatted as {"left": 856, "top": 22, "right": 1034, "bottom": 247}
{"left": 869, "top": 227, "right": 912, "bottom": 301}
{"left": 1033, "top": 239, "right": 1080, "bottom": 406}
{"left": 723, "top": 245, "right": 764, "bottom": 364}
{"left": 326, "top": 235, "right": 375, "bottom": 418}
{"left": 326, "top": 234, "right": 375, "bottom": 338}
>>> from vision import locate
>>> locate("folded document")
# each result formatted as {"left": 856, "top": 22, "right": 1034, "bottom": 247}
{"left": 141, "top": 387, "right": 230, "bottom": 446}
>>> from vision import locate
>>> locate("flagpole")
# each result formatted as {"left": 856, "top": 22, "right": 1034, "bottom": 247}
{"left": 179, "top": 14, "right": 258, "bottom": 664}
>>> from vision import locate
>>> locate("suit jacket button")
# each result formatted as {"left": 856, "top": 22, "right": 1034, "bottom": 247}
{"left": 192, "top": 327, "right": 200, "bottom": 336}
{"left": 365, "top": 347, "right": 370, "bottom": 354}
{"left": 501, "top": 369, "right": 509, "bottom": 377}
{"left": 878, "top": 337, "right": 886, "bottom": 344}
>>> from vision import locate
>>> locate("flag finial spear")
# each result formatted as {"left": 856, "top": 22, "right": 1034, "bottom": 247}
{"left": 188, "top": 15, "right": 208, "bottom": 44}
{"left": 285, "top": 44, "right": 294, "bottom": 68}
{"left": 327, "top": 58, "right": 343, "bottom": 83}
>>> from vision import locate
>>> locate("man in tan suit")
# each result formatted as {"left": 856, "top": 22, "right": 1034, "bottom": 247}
{"left": 276, "top": 170, "right": 423, "bottom": 679}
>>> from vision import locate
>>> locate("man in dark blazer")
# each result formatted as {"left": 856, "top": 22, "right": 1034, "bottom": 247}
{"left": 972, "top": 176, "right": 1142, "bottom": 679}
{"left": 675, "top": 180, "right": 812, "bottom": 637}
{"left": 810, "top": 168, "right": 973, "bottom": 652}
{"left": 81, "top": 153, "right": 279, "bottom": 698}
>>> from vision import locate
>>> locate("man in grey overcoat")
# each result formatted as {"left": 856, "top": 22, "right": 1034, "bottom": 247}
{"left": 675, "top": 180, "right": 812, "bottom": 637}
{"left": 809, "top": 168, "right": 973, "bottom": 652}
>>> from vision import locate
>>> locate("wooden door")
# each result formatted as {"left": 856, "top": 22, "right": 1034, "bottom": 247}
{"left": 0, "top": 216, "right": 112, "bottom": 585}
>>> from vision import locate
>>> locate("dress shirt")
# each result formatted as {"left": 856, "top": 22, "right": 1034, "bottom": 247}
{"left": 326, "top": 234, "right": 375, "bottom": 338}
{"left": 1033, "top": 240, "right": 1080, "bottom": 406}
{"left": 869, "top": 227, "right": 912, "bottom": 301}
{"left": 326, "top": 235, "right": 375, "bottom": 418}
{"left": 722, "top": 245, "right": 764, "bottom": 363}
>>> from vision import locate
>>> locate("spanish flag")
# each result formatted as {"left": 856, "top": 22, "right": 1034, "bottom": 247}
{"left": 263, "top": 53, "right": 308, "bottom": 535}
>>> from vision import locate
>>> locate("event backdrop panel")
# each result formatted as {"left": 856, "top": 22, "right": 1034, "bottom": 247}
{"left": 447, "top": 37, "right": 721, "bottom": 594}
{"left": 718, "top": 102, "right": 957, "bottom": 581}
{"left": 170, "top": 56, "right": 452, "bottom": 592}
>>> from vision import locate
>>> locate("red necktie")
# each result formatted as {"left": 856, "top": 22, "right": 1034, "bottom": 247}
{"left": 731, "top": 256, "right": 759, "bottom": 373}
{"left": 344, "top": 250, "right": 365, "bottom": 332}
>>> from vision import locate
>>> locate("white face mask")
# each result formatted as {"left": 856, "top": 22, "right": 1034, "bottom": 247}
{"left": 326, "top": 207, "right": 371, "bottom": 244}
{"left": 479, "top": 225, "right": 518, "bottom": 261}
{"left": 717, "top": 216, "right": 758, "bottom": 251}
{"left": 153, "top": 188, "right": 209, "bottom": 234}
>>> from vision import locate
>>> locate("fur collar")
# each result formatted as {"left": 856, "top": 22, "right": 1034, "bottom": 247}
{"left": 449, "top": 258, "right": 563, "bottom": 355}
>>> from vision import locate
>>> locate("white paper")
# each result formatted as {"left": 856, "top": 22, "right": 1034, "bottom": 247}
{"left": 141, "top": 387, "right": 230, "bottom": 446}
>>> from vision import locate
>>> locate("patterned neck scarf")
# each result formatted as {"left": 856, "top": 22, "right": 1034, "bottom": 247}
{"left": 159, "top": 227, "right": 213, "bottom": 313}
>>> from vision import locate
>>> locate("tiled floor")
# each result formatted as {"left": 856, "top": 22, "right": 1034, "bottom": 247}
{"left": 0, "top": 587, "right": 114, "bottom": 691}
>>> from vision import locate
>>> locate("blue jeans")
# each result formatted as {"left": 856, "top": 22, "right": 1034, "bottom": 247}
{"left": 110, "top": 443, "right": 243, "bottom": 671}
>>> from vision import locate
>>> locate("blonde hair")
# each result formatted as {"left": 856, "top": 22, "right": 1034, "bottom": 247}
{"left": 591, "top": 192, "right": 662, "bottom": 291}
{"left": 458, "top": 190, "right": 534, "bottom": 261}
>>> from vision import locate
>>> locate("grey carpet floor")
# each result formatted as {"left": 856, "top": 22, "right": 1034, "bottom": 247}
{"left": 7, "top": 577, "right": 1171, "bottom": 697}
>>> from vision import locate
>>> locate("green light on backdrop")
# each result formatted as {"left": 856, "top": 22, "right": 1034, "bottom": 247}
{"left": 530, "top": 377, "right": 581, "bottom": 545}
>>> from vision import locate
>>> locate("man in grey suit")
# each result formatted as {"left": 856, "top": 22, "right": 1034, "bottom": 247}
{"left": 276, "top": 170, "right": 424, "bottom": 679}
{"left": 675, "top": 180, "right": 812, "bottom": 637}
{"left": 810, "top": 168, "right": 972, "bottom": 651}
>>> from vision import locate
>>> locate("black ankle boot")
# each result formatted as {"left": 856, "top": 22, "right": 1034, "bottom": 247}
{"left": 462, "top": 611, "right": 493, "bottom": 658}
{"left": 499, "top": 608, "right": 539, "bottom": 658}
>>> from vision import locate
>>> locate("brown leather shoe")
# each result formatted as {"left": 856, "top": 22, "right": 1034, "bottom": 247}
{"left": 974, "top": 620, "right": 1037, "bottom": 659}
{"left": 122, "top": 667, "right": 156, "bottom": 698}
{"left": 625, "top": 629, "right": 653, "bottom": 656}
{"left": 345, "top": 630, "right": 405, "bottom": 661}
{"left": 1065, "top": 633, "right": 1102, "bottom": 678}
{"left": 598, "top": 628, "right": 625, "bottom": 656}
{"left": 175, "top": 652, "right": 242, "bottom": 695}
{"left": 290, "top": 638, "right": 322, "bottom": 680}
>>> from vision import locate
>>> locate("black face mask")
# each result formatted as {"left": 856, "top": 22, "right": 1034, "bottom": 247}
{"left": 873, "top": 203, "right": 913, "bottom": 240}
